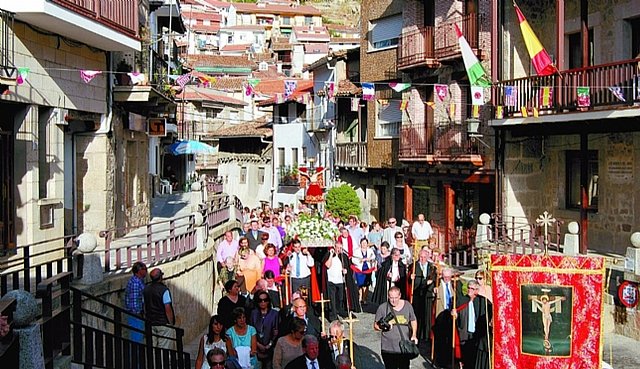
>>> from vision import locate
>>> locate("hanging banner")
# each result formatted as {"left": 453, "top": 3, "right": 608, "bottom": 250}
{"left": 577, "top": 86, "right": 590, "bottom": 107}
{"left": 495, "top": 105, "right": 504, "bottom": 119}
{"left": 608, "top": 86, "right": 625, "bottom": 102}
{"left": 16, "top": 67, "right": 30, "bottom": 85}
{"left": 351, "top": 97, "right": 359, "bottom": 112}
{"left": 326, "top": 82, "right": 335, "bottom": 102}
{"left": 448, "top": 102, "right": 456, "bottom": 120}
{"left": 127, "top": 72, "right": 146, "bottom": 85}
{"left": 389, "top": 82, "right": 411, "bottom": 92}
{"left": 362, "top": 82, "right": 375, "bottom": 101}
{"left": 81, "top": 70, "right": 102, "bottom": 83}
{"left": 400, "top": 99, "right": 409, "bottom": 111}
{"left": 435, "top": 84, "right": 448, "bottom": 102}
{"left": 539, "top": 86, "right": 553, "bottom": 107}
{"left": 472, "top": 104, "right": 480, "bottom": 118}
{"left": 471, "top": 86, "right": 484, "bottom": 105}
{"left": 284, "top": 80, "right": 297, "bottom": 99}
{"left": 490, "top": 254, "right": 605, "bottom": 369}
{"left": 505, "top": 86, "right": 518, "bottom": 107}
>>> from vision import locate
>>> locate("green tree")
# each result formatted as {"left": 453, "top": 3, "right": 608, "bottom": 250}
{"left": 326, "top": 184, "right": 361, "bottom": 221}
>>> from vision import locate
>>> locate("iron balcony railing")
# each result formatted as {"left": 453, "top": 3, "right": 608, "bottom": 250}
{"left": 49, "top": 0, "right": 138, "bottom": 38}
{"left": 335, "top": 142, "right": 367, "bottom": 168}
{"left": 435, "top": 13, "right": 479, "bottom": 60}
{"left": 493, "top": 58, "right": 640, "bottom": 118}
{"left": 278, "top": 165, "right": 299, "bottom": 186}
{"left": 399, "top": 122, "right": 480, "bottom": 159}
{"left": 0, "top": 9, "right": 15, "bottom": 81}
{"left": 397, "top": 26, "right": 435, "bottom": 70}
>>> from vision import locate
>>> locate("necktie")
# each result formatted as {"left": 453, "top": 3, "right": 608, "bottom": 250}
{"left": 296, "top": 253, "right": 300, "bottom": 277}
{"left": 310, "top": 360, "right": 317, "bottom": 369}
{"left": 468, "top": 300, "right": 476, "bottom": 333}
{"left": 445, "top": 283, "right": 451, "bottom": 309}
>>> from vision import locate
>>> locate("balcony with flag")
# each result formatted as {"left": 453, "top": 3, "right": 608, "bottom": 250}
{"left": 397, "top": 26, "right": 439, "bottom": 70}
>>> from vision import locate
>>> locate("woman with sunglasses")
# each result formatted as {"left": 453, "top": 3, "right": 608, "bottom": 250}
{"left": 250, "top": 291, "right": 279, "bottom": 369}
{"left": 273, "top": 318, "right": 306, "bottom": 369}
{"left": 475, "top": 270, "right": 493, "bottom": 303}
{"left": 196, "top": 315, "right": 229, "bottom": 369}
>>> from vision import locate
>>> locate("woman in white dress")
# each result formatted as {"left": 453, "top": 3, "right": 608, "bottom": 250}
{"left": 195, "top": 315, "right": 229, "bottom": 369}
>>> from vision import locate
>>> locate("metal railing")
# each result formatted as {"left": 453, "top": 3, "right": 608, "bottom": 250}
{"left": 100, "top": 194, "right": 234, "bottom": 273}
{"left": 335, "top": 142, "right": 367, "bottom": 168}
{"left": 0, "top": 9, "right": 15, "bottom": 80}
{"left": 482, "top": 213, "right": 564, "bottom": 255}
{"left": 0, "top": 235, "right": 75, "bottom": 295}
{"left": 428, "top": 223, "right": 477, "bottom": 268}
{"left": 35, "top": 271, "right": 188, "bottom": 369}
{"left": 397, "top": 26, "right": 435, "bottom": 69}
{"left": 400, "top": 123, "right": 480, "bottom": 159}
{"left": 50, "top": 0, "right": 138, "bottom": 38}
{"left": 278, "top": 165, "right": 299, "bottom": 186}
{"left": 493, "top": 58, "right": 640, "bottom": 118}
{"left": 435, "top": 13, "right": 479, "bottom": 60}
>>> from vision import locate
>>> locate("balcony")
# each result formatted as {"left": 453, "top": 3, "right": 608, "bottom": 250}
{"left": 0, "top": 10, "right": 16, "bottom": 86}
{"left": 4, "top": 0, "right": 139, "bottom": 51}
{"left": 493, "top": 58, "right": 640, "bottom": 121}
{"left": 278, "top": 165, "right": 300, "bottom": 187}
{"left": 397, "top": 26, "right": 438, "bottom": 70}
{"left": 335, "top": 142, "right": 367, "bottom": 169}
{"left": 399, "top": 123, "right": 483, "bottom": 165}
{"left": 435, "top": 13, "right": 479, "bottom": 61}
{"left": 113, "top": 49, "right": 176, "bottom": 115}
{"left": 277, "top": 54, "right": 292, "bottom": 64}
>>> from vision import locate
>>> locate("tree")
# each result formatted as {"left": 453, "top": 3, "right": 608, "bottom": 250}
{"left": 325, "top": 184, "right": 361, "bottom": 221}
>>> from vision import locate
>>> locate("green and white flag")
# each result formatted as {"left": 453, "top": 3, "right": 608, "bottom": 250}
{"left": 455, "top": 24, "right": 490, "bottom": 87}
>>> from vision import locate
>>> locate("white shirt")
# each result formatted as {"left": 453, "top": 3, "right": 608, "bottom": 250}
{"left": 347, "top": 225, "right": 364, "bottom": 244}
{"left": 327, "top": 254, "right": 344, "bottom": 284}
{"left": 391, "top": 261, "right": 400, "bottom": 282}
{"left": 260, "top": 226, "right": 283, "bottom": 249}
{"left": 412, "top": 221, "right": 434, "bottom": 240}
{"left": 305, "top": 357, "right": 318, "bottom": 369}
{"left": 290, "top": 252, "right": 314, "bottom": 279}
{"left": 382, "top": 226, "right": 403, "bottom": 244}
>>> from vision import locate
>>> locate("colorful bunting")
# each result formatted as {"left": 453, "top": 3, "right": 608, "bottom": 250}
{"left": 80, "top": 70, "right": 102, "bottom": 83}
{"left": 504, "top": 86, "right": 518, "bottom": 107}
{"left": 471, "top": 86, "right": 484, "bottom": 105}
{"left": 400, "top": 99, "right": 409, "bottom": 111}
{"left": 245, "top": 83, "right": 254, "bottom": 97}
{"left": 351, "top": 97, "right": 359, "bottom": 112}
{"left": 577, "top": 86, "right": 590, "bottom": 107}
{"left": 176, "top": 73, "right": 191, "bottom": 89}
{"left": 608, "top": 86, "right": 626, "bottom": 102}
{"left": 435, "top": 84, "right": 448, "bottom": 102}
{"left": 495, "top": 106, "right": 504, "bottom": 119}
{"left": 284, "top": 80, "right": 297, "bottom": 99}
{"left": 539, "top": 86, "right": 553, "bottom": 107}
{"left": 127, "top": 72, "right": 145, "bottom": 85}
{"left": 455, "top": 24, "right": 491, "bottom": 87}
{"left": 326, "top": 82, "right": 335, "bottom": 102}
{"left": 16, "top": 67, "right": 29, "bottom": 85}
{"left": 514, "top": 4, "right": 555, "bottom": 76}
{"left": 389, "top": 82, "right": 411, "bottom": 92}
{"left": 362, "top": 83, "right": 375, "bottom": 101}
{"left": 472, "top": 104, "right": 480, "bottom": 118}
{"left": 247, "top": 78, "right": 260, "bottom": 87}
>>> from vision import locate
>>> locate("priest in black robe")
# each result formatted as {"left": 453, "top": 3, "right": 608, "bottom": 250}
{"left": 410, "top": 248, "right": 437, "bottom": 342}
{"left": 321, "top": 241, "right": 362, "bottom": 319}
{"left": 371, "top": 248, "right": 408, "bottom": 305}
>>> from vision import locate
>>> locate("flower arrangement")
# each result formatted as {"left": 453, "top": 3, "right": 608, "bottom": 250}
{"left": 287, "top": 214, "right": 338, "bottom": 247}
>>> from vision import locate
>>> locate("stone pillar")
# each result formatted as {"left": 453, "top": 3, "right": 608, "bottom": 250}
{"left": 74, "top": 232, "right": 103, "bottom": 285}
{"left": 475, "top": 213, "right": 491, "bottom": 247}
{"left": 1, "top": 290, "right": 45, "bottom": 369}
{"left": 563, "top": 222, "right": 580, "bottom": 256}
{"left": 193, "top": 212, "right": 208, "bottom": 251}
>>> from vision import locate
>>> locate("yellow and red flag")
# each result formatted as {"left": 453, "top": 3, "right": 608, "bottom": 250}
{"left": 515, "top": 4, "right": 555, "bottom": 76}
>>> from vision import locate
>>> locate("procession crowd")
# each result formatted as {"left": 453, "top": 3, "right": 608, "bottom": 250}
{"left": 125, "top": 204, "right": 492, "bottom": 369}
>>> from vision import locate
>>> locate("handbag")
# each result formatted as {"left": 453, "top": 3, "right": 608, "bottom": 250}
{"left": 390, "top": 306, "right": 420, "bottom": 359}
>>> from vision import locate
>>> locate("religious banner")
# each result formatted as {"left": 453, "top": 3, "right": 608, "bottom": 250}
{"left": 298, "top": 166, "right": 326, "bottom": 204}
{"left": 435, "top": 84, "right": 448, "bottom": 102}
{"left": 490, "top": 254, "right": 605, "bottom": 369}
{"left": 471, "top": 86, "right": 484, "bottom": 105}
{"left": 539, "top": 86, "right": 553, "bottom": 107}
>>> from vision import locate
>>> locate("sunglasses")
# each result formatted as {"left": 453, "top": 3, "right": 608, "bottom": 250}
{"left": 296, "top": 329, "right": 307, "bottom": 334}
{"left": 210, "top": 361, "right": 225, "bottom": 367}
{"left": 329, "top": 335, "right": 339, "bottom": 339}
{"left": 395, "top": 236, "right": 403, "bottom": 239}
{"left": 476, "top": 277, "right": 484, "bottom": 280}
{"left": 258, "top": 298, "right": 270, "bottom": 302}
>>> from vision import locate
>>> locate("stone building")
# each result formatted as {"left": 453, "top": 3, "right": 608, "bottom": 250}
{"left": 0, "top": 1, "right": 140, "bottom": 250}
{"left": 490, "top": 0, "right": 640, "bottom": 254}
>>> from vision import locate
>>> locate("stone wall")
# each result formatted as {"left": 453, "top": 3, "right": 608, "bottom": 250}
{"left": 75, "top": 219, "right": 242, "bottom": 344}
{"left": 502, "top": 131, "right": 640, "bottom": 254}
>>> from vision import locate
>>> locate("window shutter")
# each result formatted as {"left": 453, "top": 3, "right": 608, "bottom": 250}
{"left": 370, "top": 15, "right": 402, "bottom": 44}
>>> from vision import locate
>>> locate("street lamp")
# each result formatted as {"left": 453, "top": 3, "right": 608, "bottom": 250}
{"left": 466, "top": 117, "right": 481, "bottom": 137}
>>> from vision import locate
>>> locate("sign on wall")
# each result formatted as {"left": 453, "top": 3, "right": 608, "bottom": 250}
{"left": 148, "top": 118, "right": 167, "bottom": 137}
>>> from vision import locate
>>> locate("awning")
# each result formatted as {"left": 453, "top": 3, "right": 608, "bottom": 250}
{"left": 463, "top": 171, "right": 495, "bottom": 184}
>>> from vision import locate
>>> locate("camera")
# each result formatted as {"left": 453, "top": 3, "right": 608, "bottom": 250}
{"left": 377, "top": 312, "right": 395, "bottom": 332}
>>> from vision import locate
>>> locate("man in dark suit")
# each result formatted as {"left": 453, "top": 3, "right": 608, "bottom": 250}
{"left": 280, "top": 297, "right": 322, "bottom": 339}
{"left": 452, "top": 279, "right": 492, "bottom": 369}
{"left": 319, "top": 320, "right": 351, "bottom": 367}
{"left": 246, "top": 219, "right": 264, "bottom": 251}
{"left": 285, "top": 335, "right": 335, "bottom": 369}
{"left": 410, "top": 248, "right": 437, "bottom": 343}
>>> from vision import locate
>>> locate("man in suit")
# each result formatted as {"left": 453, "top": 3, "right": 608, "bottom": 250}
{"left": 285, "top": 335, "right": 335, "bottom": 369}
{"left": 320, "top": 320, "right": 351, "bottom": 366}
{"left": 452, "top": 280, "right": 492, "bottom": 369}
{"left": 246, "top": 220, "right": 264, "bottom": 251}
{"left": 433, "top": 267, "right": 463, "bottom": 368}
{"left": 410, "top": 248, "right": 437, "bottom": 343}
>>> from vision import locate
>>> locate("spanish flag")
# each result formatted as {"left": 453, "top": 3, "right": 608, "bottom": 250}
{"left": 515, "top": 3, "right": 555, "bottom": 76}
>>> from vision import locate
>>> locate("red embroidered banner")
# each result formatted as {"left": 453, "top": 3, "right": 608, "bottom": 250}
{"left": 490, "top": 254, "right": 605, "bottom": 369}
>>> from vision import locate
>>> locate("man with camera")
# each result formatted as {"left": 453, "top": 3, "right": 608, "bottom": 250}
{"left": 374, "top": 286, "right": 418, "bottom": 369}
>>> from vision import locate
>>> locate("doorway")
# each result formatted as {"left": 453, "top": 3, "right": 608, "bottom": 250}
{"left": 0, "top": 125, "right": 15, "bottom": 252}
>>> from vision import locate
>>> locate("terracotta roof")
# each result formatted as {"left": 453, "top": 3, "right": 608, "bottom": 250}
{"left": 253, "top": 53, "right": 276, "bottom": 63}
{"left": 315, "top": 80, "right": 361, "bottom": 97}
{"left": 233, "top": 3, "right": 321, "bottom": 16}
{"left": 220, "top": 43, "right": 252, "bottom": 52}
{"left": 330, "top": 37, "right": 360, "bottom": 43}
{"left": 177, "top": 86, "right": 248, "bottom": 106}
{"left": 191, "top": 24, "right": 221, "bottom": 33}
{"left": 190, "top": 72, "right": 246, "bottom": 91}
{"left": 212, "top": 120, "right": 273, "bottom": 138}
{"left": 256, "top": 80, "right": 314, "bottom": 106}
{"left": 271, "top": 42, "right": 292, "bottom": 51}
{"left": 221, "top": 25, "right": 266, "bottom": 32}
{"left": 200, "top": 0, "right": 232, "bottom": 8}
{"left": 304, "top": 43, "right": 329, "bottom": 54}
{"left": 186, "top": 54, "right": 255, "bottom": 68}
{"left": 184, "top": 11, "right": 222, "bottom": 21}
{"left": 326, "top": 24, "right": 359, "bottom": 33}
{"left": 292, "top": 26, "right": 330, "bottom": 42}
{"left": 252, "top": 67, "right": 286, "bottom": 79}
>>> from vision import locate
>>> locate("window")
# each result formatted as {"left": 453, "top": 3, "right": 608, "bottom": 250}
{"left": 38, "top": 108, "right": 52, "bottom": 199}
{"left": 240, "top": 167, "right": 247, "bottom": 184}
{"left": 565, "top": 150, "right": 598, "bottom": 210}
{"left": 376, "top": 100, "right": 401, "bottom": 137}
{"left": 229, "top": 110, "right": 239, "bottom": 123}
{"left": 291, "top": 148, "right": 299, "bottom": 167}
{"left": 302, "top": 146, "right": 307, "bottom": 164}
{"left": 629, "top": 17, "right": 640, "bottom": 58}
{"left": 206, "top": 109, "right": 218, "bottom": 119}
{"left": 369, "top": 15, "right": 402, "bottom": 51}
{"left": 282, "top": 16, "right": 291, "bottom": 26}
{"left": 278, "top": 147, "right": 285, "bottom": 167}
{"left": 258, "top": 167, "right": 265, "bottom": 184}
{"left": 305, "top": 16, "right": 313, "bottom": 26}
{"left": 568, "top": 29, "right": 593, "bottom": 69}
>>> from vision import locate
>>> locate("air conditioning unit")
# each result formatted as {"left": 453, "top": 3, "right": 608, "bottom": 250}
{"left": 52, "top": 108, "right": 68, "bottom": 126}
